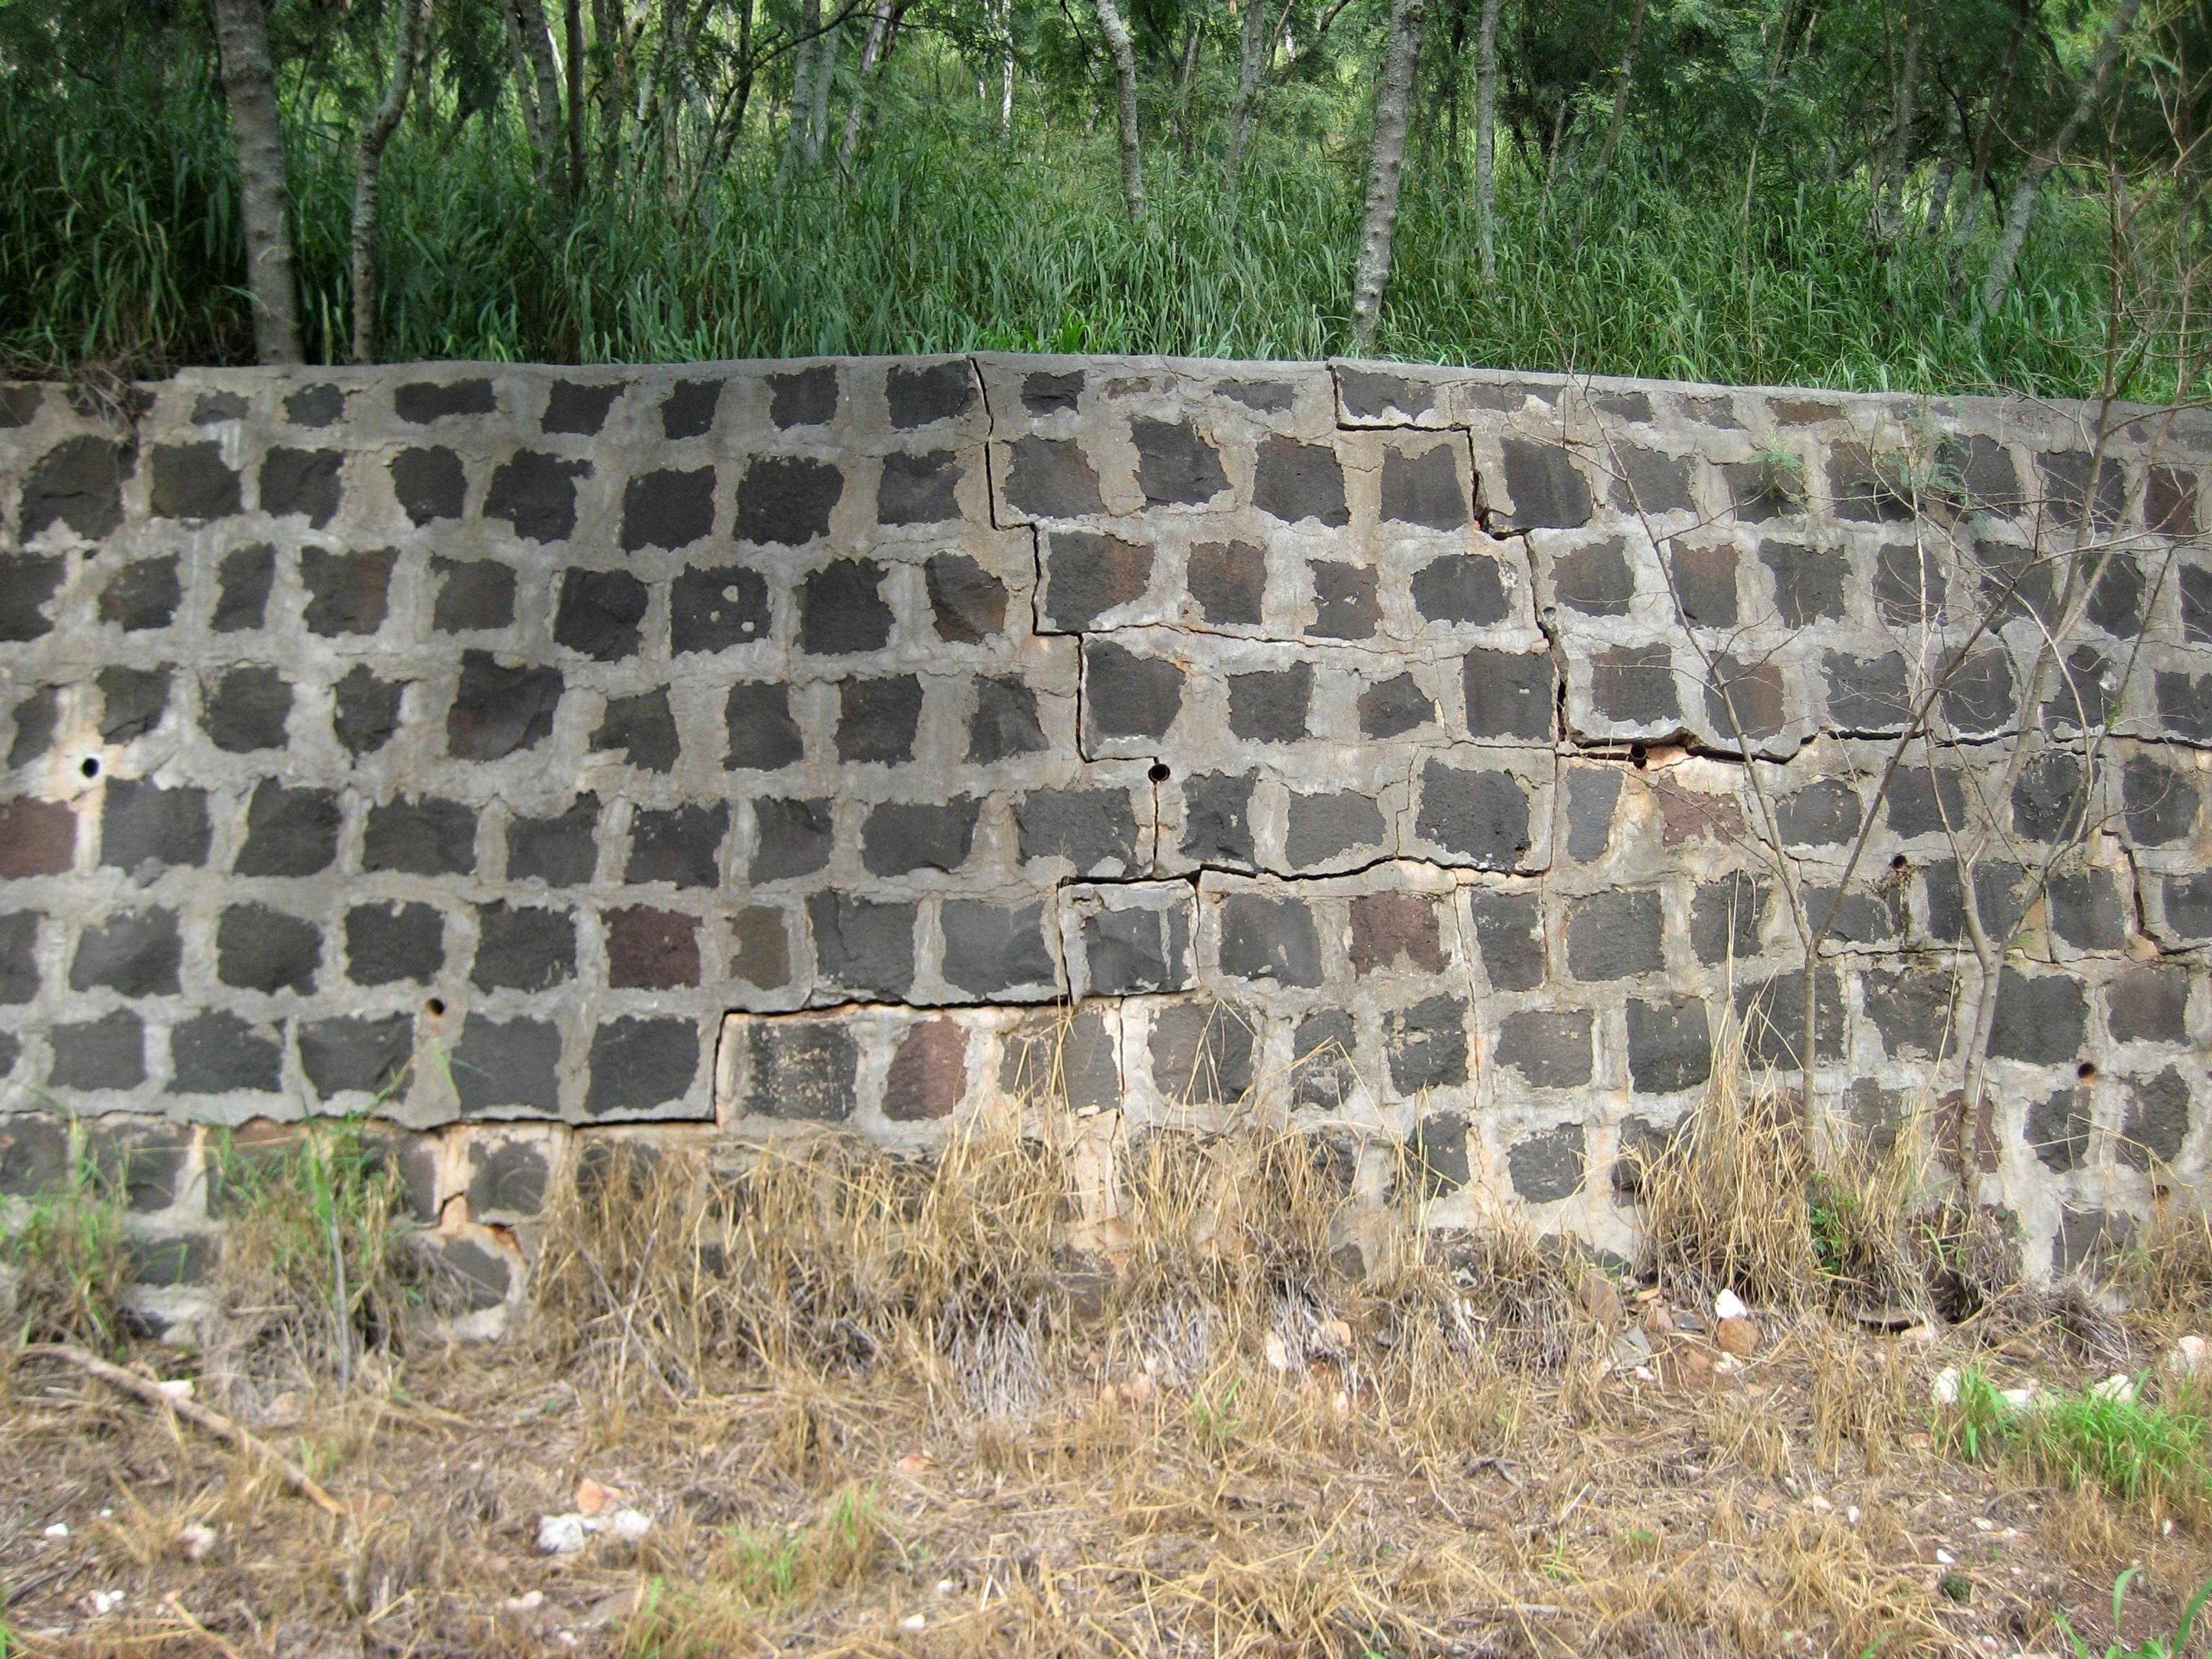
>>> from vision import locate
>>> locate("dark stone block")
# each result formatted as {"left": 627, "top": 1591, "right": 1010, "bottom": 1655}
{"left": 100, "top": 781, "right": 204, "bottom": 872}
{"left": 1350, "top": 891, "right": 1444, "bottom": 975}
{"left": 1564, "top": 767, "right": 1622, "bottom": 863}
{"left": 1338, "top": 367, "right": 1434, "bottom": 419}
{"left": 346, "top": 901, "right": 445, "bottom": 985}
{"left": 1285, "top": 789, "right": 1384, "bottom": 868}
{"left": 725, "top": 681, "right": 803, "bottom": 771}
{"left": 1412, "top": 1113, "right": 1470, "bottom": 1196}
{"left": 591, "top": 688, "right": 678, "bottom": 771}
{"left": 1000, "top": 1006, "right": 1120, "bottom": 1108}
{"left": 1704, "top": 654, "right": 1787, "bottom": 740}
{"left": 192, "top": 390, "right": 248, "bottom": 423}
{"left": 1497, "top": 1009, "right": 1594, "bottom": 1089}
{"left": 969, "top": 675, "right": 1046, "bottom": 763}
{"left": 131, "top": 1234, "right": 217, "bottom": 1287}
{"left": 1187, "top": 540, "right": 1267, "bottom": 628}
{"left": 1757, "top": 539, "right": 1847, "bottom": 626}
{"left": 555, "top": 567, "right": 649, "bottom": 661}
{"left": 1988, "top": 967, "right": 2086, "bottom": 1063}
{"left": 300, "top": 546, "right": 395, "bottom": 636}
{"left": 883, "top": 1018, "right": 969, "bottom": 1120}
{"left": 606, "top": 906, "right": 702, "bottom": 990}
{"left": 99, "top": 664, "right": 169, "bottom": 742}
{"left": 1777, "top": 778, "right": 1861, "bottom": 848}
{"left": 660, "top": 378, "right": 721, "bottom": 439}
{"left": 621, "top": 467, "right": 716, "bottom": 550}
{"left": 1359, "top": 672, "right": 1436, "bottom": 738}
{"left": 1150, "top": 1001, "right": 1255, "bottom": 1103}
{"left": 363, "top": 796, "right": 475, "bottom": 876}
{"left": 1017, "top": 787, "right": 1137, "bottom": 872}
{"left": 215, "top": 901, "right": 320, "bottom": 994}
{"left": 278, "top": 383, "right": 340, "bottom": 426}
{"left": 1590, "top": 643, "right": 1679, "bottom": 725}
{"left": 203, "top": 665, "right": 291, "bottom": 752}
{"left": 1003, "top": 435, "right": 1103, "bottom": 517}
{"left": 71, "top": 907, "right": 181, "bottom": 995}
{"left": 235, "top": 779, "right": 339, "bottom": 877}
{"left": 2012, "top": 751, "right": 2086, "bottom": 844}
{"left": 2087, "top": 554, "right": 2142, "bottom": 635}
{"left": 1462, "top": 650, "right": 1554, "bottom": 739}
{"left": 543, "top": 379, "right": 620, "bottom": 434}
{"left": 1045, "top": 531, "right": 1150, "bottom": 629}
{"left": 800, "top": 557, "right": 893, "bottom": 654}
{"left": 1724, "top": 459, "right": 1805, "bottom": 521}
{"left": 448, "top": 650, "right": 562, "bottom": 760}
{"left": 1735, "top": 967, "right": 1844, "bottom": 1067}
{"left": 2151, "top": 467, "right": 2199, "bottom": 535}
{"left": 1872, "top": 541, "right": 1945, "bottom": 627}
{"left": 212, "top": 543, "right": 275, "bottom": 631}
{"left": 48, "top": 1009, "right": 143, "bottom": 1090}
{"left": 468, "top": 1137, "right": 552, "bottom": 1215}
{"left": 2185, "top": 566, "right": 2212, "bottom": 645}
{"left": 0, "top": 555, "right": 63, "bottom": 642}
{"left": 100, "top": 556, "right": 180, "bottom": 631}
{"left": 472, "top": 902, "right": 575, "bottom": 991}
{"left": 1082, "top": 903, "right": 1188, "bottom": 996}
{"left": 0, "top": 910, "right": 36, "bottom": 1003}
{"left": 1921, "top": 859, "right": 2029, "bottom": 944}
{"left": 433, "top": 558, "right": 515, "bottom": 631}
{"left": 746, "top": 1018, "right": 857, "bottom": 1120}
{"left": 1861, "top": 963, "right": 1957, "bottom": 1060}
{"left": 1828, "top": 444, "right": 1915, "bottom": 522}
{"left": 1416, "top": 763, "right": 1532, "bottom": 869}
{"left": 770, "top": 366, "right": 838, "bottom": 427}
{"left": 1887, "top": 766, "right": 1968, "bottom": 836}
{"left": 2121, "top": 1067, "right": 2194, "bottom": 1169}
{"left": 259, "top": 446, "right": 342, "bottom": 527}
{"left": 1020, "top": 369, "right": 1082, "bottom": 414}
{"left": 1309, "top": 561, "right": 1378, "bottom": 639}
{"left": 1253, "top": 435, "right": 1349, "bottom": 525}
{"left": 1499, "top": 440, "right": 1591, "bottom": 529}
{"left": 837, "top": 674, "right": 923, "bottom": 763}
{"left": 941, "top": 900, "right": 1056, "bottom": 994}
{"left": 751, "top": 796, "right": 834, "bottom": 882}
{"left": 1385, "top": 994, "right": 1468, "bottom": 1090}
{"left": 737, "top": 454, "right": 843, "bottom": 545}
{"left": 1808, "top": 880, "right": 1906, "bottom": 945}
{"left": 730, "top": 906, "right": 791, "bottom": 987}
{"left": 925, "top": 553, "right": 1007, "bottom": 642}
{"left": 1628, "top": 996, "right": 1711, "bottom": 1092}
{"left": 396, "top": 378, "right": 495, "bottom": 421}
{"left": 807, "top": 891, "right": 916, "bottom": 997}
{"left": 1934, "top": 433, "right": 2023, "bottom": 511}
{"left": 2041, "top": 450, "right": 2128, "bottom": 531}
{"left": 1553, "top": 539, "right": 1633, "bottom": 616}
{"left": 1180, "top": 770, "right": 1256, "bottom": 865}
{"left": 585, "top": 1017, "right": 699, "bottom": 1116}
{"left": 484, "top": 450, "right": 586, "bottom": 541}
{"left": 1380, "top": 442, "right": 1468, "bottom": 528}
{"left": 672, "top": 564, "right": 771, "bottom": 653}
{"left": 507, "top": 795, "right": 599, "bottom": 885}
{"left": 1823, "top": 654, "right": 1911, "bottom": 734}
{"left": 2108, "top": 965, "right": 2188, "bottom": 1043}
{"left": 1294, "top": 1009, "right": 1359, "bottom": 1109}
{"left": 863, "top": 797, "right": 979, "bottom": 875}
{"left": 1218, "top": 892, "right": 1323, "bottom": 987}
{"left": 2123, "top": 753, "right": 2196, "bottom": 844}
{"left": 20, "top": 435, "right": 128, "bottom": 540}
{"left": 1608, "top": 445, "right": 1695, "bottom": 514}
{"left": 1690, "top": 873, "right": 1765, "bottom": 965}
{"left": 7, "top": 684, "right": 55, "bottom": 768}
{"left": 878, "top": 449, "right": 962, "bottom": 525}
{"left": 1412, "top": 553, "right": 1509, "bottom": 626}
{"left": 2050, "top": 869, "right": 2127, "bottom": 951}
{"left": 1228, "top": 664, "right": 1310, "bottom": 743}
{"left": 334, "top": 668, "right": 409, "bottom": 760}
{"left": 2163, "top": 872, "right": 2212, "bottom": 940}
{"left": 1132, "top": 418, "right": 1228, "bottom": 505}
{"left": 2052, "top": 1206, "right": 2133, "bottom": 1275}
{"left": 171, "top": 1010, "right": 283, "bottom": 1093}
{"left": 887, "top": 361, "right": 975, "bottom": 427}
{"left": 1508, "top": 1125, "right": 1585, "bottom": 1202}
{"left": 1567, "top": 889, "right": 1664, "bottom": 981}
{"left": 2157, "top": 671, "right": 2212, "bottom": 744}
{"left": 1594, "top": 389, "right": 1654, "bottom": 422}
{"left": 2027, "top": 1087, "right": 2091, "bottom": 1172}
{"left": 150, "top": 442, "right": 240, "bottom": 520}
{"left": 627, "top": 803, "right": 729, "bottom": 888}
{"left": 1940, "top": 651, "right": 2016, "bottom": 735}
{"left": 92, "top": 1122, "right": 193, "bottom": 1209}
{"left": 1085, "top": 640, "right": 1182, "bottom": 740}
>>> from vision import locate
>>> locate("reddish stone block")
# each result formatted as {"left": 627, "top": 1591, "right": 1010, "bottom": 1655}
{"left": 0, "top": 798, "right": 75, "bottom": 877}
{"left": 1349, "top": 892, "right": 1445, "bottom": 975}
{"left": 605, "top": 906, "right": 701, "bottom": 989}
{"left": 882, "top": 1018, "right": 968, "bottom": 1122}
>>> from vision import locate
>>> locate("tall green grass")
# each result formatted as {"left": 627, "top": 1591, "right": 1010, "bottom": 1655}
{"left": 0, "top": 56, "right": 2172, "bottom": 396}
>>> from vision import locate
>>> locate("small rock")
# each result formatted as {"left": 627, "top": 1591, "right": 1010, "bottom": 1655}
{"left": 1846, "top": 1505, "right": 1862, "bottom": 1526}
{"left": 1713, "top": 1289, "right": 1749, "bottom": 1321}
{"left": 42, "top": 1522, "right": 68, "bottom": 1540}
{"left": 2088, "top": 1374, "right": 2135, "bottom": 1404}
{"left": 903, "top": 1614, "right": 927, "bottom": 1631}
{"left": 1936, "top": 1548, "right": 1956, "bottom": 1566}
{"left": 537, "top": 1513, "right": 590, "bottom": 1555}
{"left": 1263, "top": 1331, "right": 1296, "bottom": 1372}
{"left": 605, "top": 1508, "right": 652, "bottom": 1543}
{"left": 1577, "top": 1273, "right": 1623, "bottom": 1325}
{"left": 503, "top": 1591, "right": 547, "bottom": 1614}
{"left": 898, "top": 1452, "right": 932, "bottom": 1474}
{"left": 1931, "top": 1366, "right": 1962, "bottom": 1406}
{"left": 2001, "top": 1384, "right": 2039, "bottom": 1410}
{"left": 575, "top": 1479, "right": 620, "bottom": 1517}
{"left": 2163, "top": 1335, "right": 2209, "bottom": 1380}
{"left": 1611, "top": 1327, "right": 1654, "bottom": 1368}
{"left": 179, "top": 1522, "right": 217, "bottom": 1562}
{"left": 1715, "top": 1316, "right": 1760, "bottom": 1357}
{"left": 1641, "top": 1302, "right": 1675, "bottom": 1338}
{"left": 1898, "top": 1324, "right": 1938, "bottom": 1347}
{"left": 88, "top": 1589, "right": 126, "bottom": 1616}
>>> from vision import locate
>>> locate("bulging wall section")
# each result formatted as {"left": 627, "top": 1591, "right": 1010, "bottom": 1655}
{"left": 1, "top": 355, "right": 2208, "bottom": 1312}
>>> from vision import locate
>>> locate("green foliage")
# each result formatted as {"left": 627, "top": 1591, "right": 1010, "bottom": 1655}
{"left": 2055, "top": 1568, "right": 2212, "bottom": 1659}
{"left": 0, "top": 1125, "right": 134, "bottom": 1355}
{"left": 1934, "top": 1369, "right": 2212, "bottom": 1517}
{"left": 1934, "top": 1365, "right": 2017, "bottom": 1464}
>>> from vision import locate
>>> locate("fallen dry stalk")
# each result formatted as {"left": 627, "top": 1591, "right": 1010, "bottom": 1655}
{"left": 24, "top": 1342, "right": 345, "bottom": 1517}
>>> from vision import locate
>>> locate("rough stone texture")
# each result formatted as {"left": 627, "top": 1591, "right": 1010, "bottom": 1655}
{"left": 1, "top": 357, "right": 2207, "bottom": 1285}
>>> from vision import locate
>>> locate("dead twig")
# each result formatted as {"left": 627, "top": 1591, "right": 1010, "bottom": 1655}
{"left": 24, "top": 1342, "right": 345, "bottom": 1517}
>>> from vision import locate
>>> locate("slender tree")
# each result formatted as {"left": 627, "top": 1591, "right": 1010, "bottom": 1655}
{"left": 211, "top": 0, "right": 302, "bottom": 363}
{"left": 508, "top": 0, "right": 567, "bottom": 196}
{"left": 1095, "top": 0, "right": 1145, "bottom": 219}
{"left": 351, "top": 0, "right": 432, "bottom": 363}
{"left": 839, "top": 0, "right": 897, "bottom": 168}
{"left": 1570, "top": 0, "right": 1647, "bottom": 243}
{"left": 1871, "top": 3, "right": 1922, "bottom": 243}
{"left": 1950, "top": 0, "right": 2032, "bottom": 252}
{"left": 1474, "top": 0, "right": 1500, "bottom": 278}
{"left": 565, "top": 0, "right": 587, "bottom": 203}
{"left": 1225, "top": 0, "right": 1268, "bottom": 194}
{"left": 1349, "top": 0, "right": 1427, "bottom": 351}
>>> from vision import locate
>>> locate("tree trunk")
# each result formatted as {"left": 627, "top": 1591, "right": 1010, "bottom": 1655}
{"left": 351, "top": 0, "right": 430, "bottom": 363}
{"left": 1872, "top": 4, "right": 1921, "bottom": 243}
{"left": 565, "top": 0, "right": 588, "bottom": 202}
{"left": 510, "top": 0, "right": 568, "bottom": 196}
{"left": 1095, "top": 0, "right": 1145, "bottom": 219}
{"left": 1474, "top": 0, "right": 1499, "bottom": 278}
{"left": 1980, "top": 0, "right": 2143, "bottom": 315}
{"left": 1922, "top": 145, "right": 1957, "bottom": 237}
{"left": 1952, "top": 0, "right": 2032, "bottom": 251}
{"left": 804, "top": 10, "right": 839, "bottom": 167}
{"left": 1175, "top": 13, "right": 1203, "bottom": 164}
{"left": 778, "top": 0, "right": 822, "bottom": 185}
{"left": 1348, "top": 0, "right": 1427, "bottom": 351}
{"left": 1225, "top": 0, "right": 1269, "bottom": 194}
{"left": 211, "top": 0, "right": 303, "bottom": 364}
{"left": 1000, "top": 0, "right": 1016, "bottom": 138}
{"left": 839, "top": 0, "right": 895, "bottom": 168}
{"left": 1570, "top": 0, "right": 1646, "bottom": 243}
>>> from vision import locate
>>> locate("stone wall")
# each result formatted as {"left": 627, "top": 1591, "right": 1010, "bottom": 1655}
{"left": 1, "top": 355, "right": 2207, "bottom": 1319}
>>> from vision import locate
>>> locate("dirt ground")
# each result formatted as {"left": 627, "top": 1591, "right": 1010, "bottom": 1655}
{"left": 3, "top": 1290, "right": 2209, "bottom": 1659}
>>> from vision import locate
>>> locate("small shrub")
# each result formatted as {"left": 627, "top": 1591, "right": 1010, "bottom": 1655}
{"left": 1935, "top": 1372, "right": 2212, "bottom": 1519}
{"left": 1, "top": 1130, "right": 133, "bottom": 1353}
{"left": 2055, "top": 1567, "right": 2212, "bottom": 1659}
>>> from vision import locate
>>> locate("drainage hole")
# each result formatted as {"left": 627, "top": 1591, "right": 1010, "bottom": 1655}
{"left": 1147, "top": 763, "right": 1170, "bottom": 783}
{"left": 79, "top": 756, "right": 100, "bottom": 779}
{"left": 426, "top": 997, "right": 447, "bottom": 1017}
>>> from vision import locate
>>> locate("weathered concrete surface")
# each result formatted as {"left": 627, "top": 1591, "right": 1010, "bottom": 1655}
{"left": 1, "top": 356, "right": 2207, "bottom": 1303}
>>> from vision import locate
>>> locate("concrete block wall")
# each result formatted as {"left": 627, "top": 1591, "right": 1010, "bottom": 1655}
{"left": 1, "top": 357, "right": 2207, "bottom": 1300}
